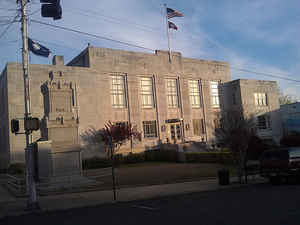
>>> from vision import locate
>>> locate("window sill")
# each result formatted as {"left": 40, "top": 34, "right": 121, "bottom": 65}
{"left": 142, "top": 107, "right": 155, "bottom": 110}
{"left": 255, "top": 105, "right": 268, "bottom": 107}
{"left": 143, "top": 137, "right": 158, "bottom": 140}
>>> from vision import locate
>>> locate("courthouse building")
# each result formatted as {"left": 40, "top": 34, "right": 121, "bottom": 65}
{"left": 0, "top": 46, "right": 281, "bottom": 169}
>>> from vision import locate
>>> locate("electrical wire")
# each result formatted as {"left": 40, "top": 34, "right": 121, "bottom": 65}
{"left": 0, "top": 20, "right": 16, "bottom": 40}
{"left": 66, "top": 7, "right": 162, "bottom": 32}
{"left": 30, "top": 19, "right": 300, "bottom": 83}
{"left": 30, "top": 19, "right": 155, "bottom": 52}
{"left": 229, "top": 67, "right": 300, "bottom": 83}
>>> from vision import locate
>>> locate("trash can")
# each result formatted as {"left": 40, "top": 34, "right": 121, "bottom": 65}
{"left": 218, "top": 168, "right": 230, "bottom": 185}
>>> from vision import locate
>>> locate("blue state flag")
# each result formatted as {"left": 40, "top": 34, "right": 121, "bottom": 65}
{"left": 28, "top": 38, "right": 51, "bottom": 58}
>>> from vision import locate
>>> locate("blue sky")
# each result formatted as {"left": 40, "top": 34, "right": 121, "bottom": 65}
{"left": 1, "top": 0, "right": 300, "bottom": 98}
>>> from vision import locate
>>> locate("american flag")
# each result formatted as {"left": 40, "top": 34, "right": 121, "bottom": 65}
{"left": 167, "top": 7, "right": 184, "bottom": 19}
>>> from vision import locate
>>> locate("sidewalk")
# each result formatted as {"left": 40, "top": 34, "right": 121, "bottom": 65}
{"left": 0, "top": 176, "right": 266, "bottom": 219}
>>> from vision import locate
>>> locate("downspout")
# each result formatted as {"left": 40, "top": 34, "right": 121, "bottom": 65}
{"left": 200, "top": 79, "right": 208, "bottom": 142}
{"left": 177, "top": 76, "right": 185, "bottom": 143}
{"left": 153, "top": 75, "right": 161, "bottom": 144}
{"left": 125, "top": 74, "right": 133, "bottom": 152}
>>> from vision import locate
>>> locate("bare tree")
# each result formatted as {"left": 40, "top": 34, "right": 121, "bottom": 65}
{"left": 81, "top": 121, "right": 141, "bottom": 200}
{"left": 214, "top": 110, "right": 257, "bottom": 184}
{"left": 278, "top": 88, "right": 297, "bottom": 105}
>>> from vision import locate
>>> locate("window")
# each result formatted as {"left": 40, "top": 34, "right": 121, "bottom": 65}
{"left": 111, "top": 75, "right": 126, "bottom": 108}
{"left": 257, "top": 115, "right": 271, "bottom": 130}
{"left": 140, "top": 77, "right": 154, "bottom": 108}
{"left": 193, "top": 119, "right": 205, "bottom": 136}
{"left": 254, "top": 93, "right": 268, "bottom": 106}
{"left": 166, "top": 79, "right": 178, "bottom": 108}
{"left": 210, "top": 81, "right": 220, "bottom": 108}
{"left": 232, "top": 93, "right": 236, "bottom": 105}
{"left": 189, "top": 80, "right": 201, "bottom": 108}
{"left": 143, "top": 121, "right": 157, "bottom": 138}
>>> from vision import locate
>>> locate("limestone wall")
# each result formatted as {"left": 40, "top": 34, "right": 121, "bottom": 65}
{"left": 4, "top": 47, "right": 230, "bottom": 164}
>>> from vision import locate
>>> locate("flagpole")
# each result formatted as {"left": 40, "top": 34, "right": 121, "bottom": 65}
{"left": 164, "top": 4, "right": 171, "bottom": 62}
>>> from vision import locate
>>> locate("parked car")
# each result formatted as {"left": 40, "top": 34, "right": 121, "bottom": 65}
{"left": 260, "top": 147, "right": 300, "bottom": 184}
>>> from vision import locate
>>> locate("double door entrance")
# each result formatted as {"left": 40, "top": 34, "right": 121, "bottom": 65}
{"left": 167, "top": 122, "right": 182, "bottom": 143}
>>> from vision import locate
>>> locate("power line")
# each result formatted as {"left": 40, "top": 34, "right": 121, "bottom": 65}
{"left": 28, "top": 8, "right": 40, "bottom": 16}
{"left": 67, "top": 7, "right": 162, "bottom": 32}
{"left": 64, "top": 10, "right": 160, "bottom": 34}
{"left": 230, "top": 67, "right": 300, "bottom": 83}
{"left": 29, "top": 19, "right": 300, "bottom": 83}
{"left": 0, "top": 20, "right": 16, "bottom": 40}
{"left": 30, "top": 19, "right": 155, "bottom": 52}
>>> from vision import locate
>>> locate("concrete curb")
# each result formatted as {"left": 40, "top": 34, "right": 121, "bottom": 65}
{"left": 0, "top": 177, "right": 267, "bottom": 219}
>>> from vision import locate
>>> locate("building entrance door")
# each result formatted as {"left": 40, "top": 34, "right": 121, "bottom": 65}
{"left": 168, "top": 122, "right": 182, "bottom": 143}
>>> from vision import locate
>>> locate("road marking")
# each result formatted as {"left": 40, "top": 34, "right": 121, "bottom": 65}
{"left": 131, "top": 205, "right": 158, "bottom": 211}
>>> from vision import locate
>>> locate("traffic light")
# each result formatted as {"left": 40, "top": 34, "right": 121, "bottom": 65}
{"left": 11, "top": 119, "right": 20, "bottom": 134}
{"left": 24, "top": 117, "right": 40, "bottom": 131}
{"left": 40, "top": 0, "right": 62, "bottom": 20}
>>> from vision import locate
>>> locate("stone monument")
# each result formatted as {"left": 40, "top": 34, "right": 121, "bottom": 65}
{"left": 40, "top": 71, "right": 81, "bottom": 178}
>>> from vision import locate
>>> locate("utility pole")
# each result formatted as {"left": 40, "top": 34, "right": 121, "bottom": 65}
{"left": 19, "top": 0, "right": 39, "bottom": 210}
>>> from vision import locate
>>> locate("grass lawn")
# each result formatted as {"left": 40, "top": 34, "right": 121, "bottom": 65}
{"left": 83, "top": 162, "right": 236, "bottom": 190}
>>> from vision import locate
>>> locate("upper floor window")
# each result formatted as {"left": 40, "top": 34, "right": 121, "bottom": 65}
{"left": 166, "top": 79, "right": 178, "bottom": 108}
{"left": 140, "top": 77, "right": 154, "bottom": 108}
{"left": 189, "top": 80, "right": 201, "bottom": 108}
{"left": 254, "top": 93, "right": 267, "bottom": 106}
{"left": 111, "top": 75, "right": 126, "bottom": 108}
{"left": 210, "top": 81, "right": 220, "bottom": 108}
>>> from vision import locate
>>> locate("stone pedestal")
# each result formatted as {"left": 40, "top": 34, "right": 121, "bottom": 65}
{"left": 36, "top": 140, "right": 52, "bottom": 180}
{"left": 40, "top": 71, "right": 81, "bottom": 178}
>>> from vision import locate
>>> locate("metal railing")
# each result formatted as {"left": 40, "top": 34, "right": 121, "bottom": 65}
{"left": 2, "top": 167, "right": 113, "bottom": 196}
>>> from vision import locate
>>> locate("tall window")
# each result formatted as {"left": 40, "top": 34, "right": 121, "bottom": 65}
{"left": 140, "top": 77, "right": 154, "bottom": 108}
{"left": 257, "top": 115, "right": 271, "bottom": 130}
{"left": 193, "top": 119, "right": 205, "bottom": 136}
{"left": 166, "top": 79, "right": 178, "bottom": 108}
{"left": 111, "top": 75, "right": 126, "bottom": 108}
{"left": 143, "top": 121, "right": 157, "bottom": 138}
{"left": 232, "top": 92, "right": 236, "bottom": 105}
{"left": 254, "top": 93, "right": 267, "bottom": 106}
{"left": 189, "top": 80, "right": 201, "bottom": 108}
{"left": 210, "top": 81, "right": 220, "bottom": 108}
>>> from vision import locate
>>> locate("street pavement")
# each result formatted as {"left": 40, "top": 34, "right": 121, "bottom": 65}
{"left": 1, "top": 180, "right": 300, "bottom": 225}
{"left": 0, "top": 176, "right": 265, "bottom": 220}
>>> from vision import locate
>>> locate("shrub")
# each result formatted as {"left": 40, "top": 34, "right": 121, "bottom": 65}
{"left": 82, "top": 157, "right": 112, "bottom": 170}
{"left": 124, "top": 152, "right": 145, "bottom": 164}
{"left": 184, "top": 152, "right": 234, "bottom": 164}
{"left": 280, "top": 134, "right": 300, "bottom": 147}
{"left": 145, "top": 150, "right": 178, "bottom": 162}
{"left": 3, "top": 163, "right": 26, "bottom": 175}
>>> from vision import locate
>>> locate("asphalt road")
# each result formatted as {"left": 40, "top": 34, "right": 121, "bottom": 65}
{"left": 1, "top": 182, "right": 300, "bottom": 225}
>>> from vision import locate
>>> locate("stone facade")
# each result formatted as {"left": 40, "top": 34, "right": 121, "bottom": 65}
{"left": 0, "top": 47, "right": 231, "bottom": 168}
{"left": 220, "top": 79, "right": 282, "bottom": 144}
